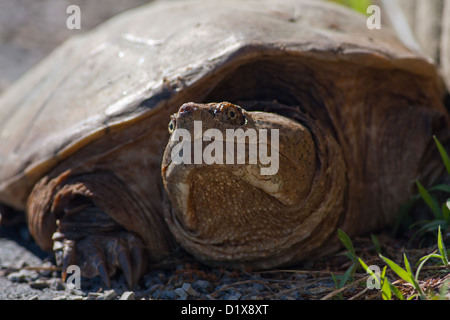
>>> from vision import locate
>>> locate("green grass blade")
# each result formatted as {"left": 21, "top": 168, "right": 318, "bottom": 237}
{"left": 340, "top": 264, "right": 356, "bottom": 288}
{"left": 400, "top": 253, "right": 424, "bottom": 297}
{"left": 393, "top": 195, "right": 420, "bottom": 235}
{"left": 443, "top": 200, "right": 450, "bottom": 222}
{"left": 380, "top": 266, "right": 391, "bottom": 300}
{"left": 407, "top": 220, "right": 446, "bottom": 247}
{"left": 403, "top": 254, "right": 413, "bottom": 277}
{"left": 417, "top": 250, "right": 439, "bottom": 264}
{"left": 416, "top": 220, "right": 447, "bottom": 235}
{"left": 331, "top": 272, "right": 339, "bottom": 288}
{"left": 429, "top": 184, "right": 450, "bottom": 193}
{"left": 418, "top": 253, "right": 444, "bottom": 264}
{"left": 390, "top": 283, "right": 405, "bottom": 300}
{"left": 434, "top": 136, "right": 450, "bottom": 175}
{"left": 349, "top": 0, "right": 372, "bottom": 15}
{"left": 338, "top": 229, "right": 356, "bottom": 258}
{"left": 439, "top": 279, "right": 450, "bottom": 300}
{"left": 371, "top": 234, "right": 381, "bottom": 254}
{"left": 330, "top": 0, "right": 372, "bottom": 15}
{"left": 415, "top": 253, "right": 437, "bottom": 282}
{"left": 437, "top": 226, "right": 449, "bottom": 266}
{"left": 416, "top": 180, "right": 442, "bottom": 218}
{"left": 358, "top": 257, "right": 369, "bottom": 271}
{"left": 380, "top": 254, "right": 414, "bottom": 284}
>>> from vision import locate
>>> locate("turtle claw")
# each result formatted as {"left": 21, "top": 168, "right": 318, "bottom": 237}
{"left": 59, "top": 239, "right": 77, "bottom": 282}
{"left": 130, "top": 245, "right": 145, "bottom": 286}
{"left": 118, "top": 251, "right": 133, "bottom": 288}
{"left": 96, "top": 261, "right": 111, "bottom": 288}
{"left": 52, "top": 231, "right": 146, "bottom": 289}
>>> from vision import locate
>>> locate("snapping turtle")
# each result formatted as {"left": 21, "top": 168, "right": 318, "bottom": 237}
{"left": 0, "top": 0, "right": 449, "bottom": 287}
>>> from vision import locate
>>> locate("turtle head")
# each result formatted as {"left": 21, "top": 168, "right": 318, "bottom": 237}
{"left": 161, "top": 101, "right": 320, "bottom": 268}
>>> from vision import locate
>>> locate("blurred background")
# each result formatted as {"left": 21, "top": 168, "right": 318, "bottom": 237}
{"left": 0, "top": 0, "right": 152, "bottom": 92}
{"left": 0, "top": 0, "right": 449, "bottom": 94}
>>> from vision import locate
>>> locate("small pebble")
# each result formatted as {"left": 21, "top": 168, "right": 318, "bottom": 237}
{"left": 68, "top": 288, "right": 85, "bottom": 296}
{"left": 7, "top": 269, "right": 36, "bottom": 283}
{"left": 193, "top": 280, "right": 211, "bottom": 291}
{"left": 15, "top": 259, "right": 29, "bottom": 269}
{"left": 29, "top": 280, "right": 51, "bottom": 290}
{"left": 227, "top": 292, "right": 242, "bottom": 300}
{"left": 52, "top": 295, "right": 67, "bottom": 300}
{"left": 102, "top": 289, "right": 118, "bottom": 300}
{"left": 165, "top": 290, "right": 177, "bottom": 299}
{"left": 145, "top": 275, "right": 163, "bottom": 287}
{"left": 175, "top": 288, "right": 188, "bottom": 300}
{"left": 87, "top": 292, "right": 102, "bottom": 300}
{"left": 50, "top": 278, "right": 65, "bottom": 290}
{"left": 253, "top": 283, "right": 264, "bottom": 291}
{"left": 149, "top": 283, "right": 162, "bottom": 292}
{"left": 120, "top": 291, "right": 135, "bottom": 300}
{"left": 28, "top": 295, "right": 39, "bottom": 300}
{"left": 182, "top": 283, "right": 198, "bottom": 296}
{"left": 37, "top": 262, "right": 54, "bottom": 277}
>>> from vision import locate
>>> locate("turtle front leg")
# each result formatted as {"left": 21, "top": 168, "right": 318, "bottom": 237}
{"left": 51, "top": 206, "right": 146, "bottom": 288}
{"left": 26, "top": 170, "right": 171, "bottom": 288}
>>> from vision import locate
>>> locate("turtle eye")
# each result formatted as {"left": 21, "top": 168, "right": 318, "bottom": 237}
{"left": 227, "top": 108, "right": 237, "bottom": 120}
{"left": 168, "top": 119, "right": 176, "bottom": 134}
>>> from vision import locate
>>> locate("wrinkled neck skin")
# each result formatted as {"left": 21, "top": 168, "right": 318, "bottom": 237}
{"left": 161, "top": 101, "right": 346, "bottom": 269}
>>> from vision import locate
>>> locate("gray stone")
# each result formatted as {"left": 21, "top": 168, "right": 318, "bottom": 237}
{"left": 193, "top": 280, "right": 211, "bottom": 291}
{"left": 165, "top": 290, "right": 177, "bottom": 300}
{"left": 226, "top": 292, "right": 242, "bottom": 300}
{"left": 7, "top": 269, "right": 37, "bottom": 283}
{"left": 50, "top": 278, "right": 65, "bottom": 290}
{"left": 175, "top": 288, "right": 188, "bottom": 300}
{"left": 253, "top": 283, "right": 265, "bottom": 291}
{"left": 68, "top": 288, "right": 85, "bottom": 296}
{"left": 87, "top": 292, "right": 102, "bottom": 300}
{"left": 29, "top": 280, "right": 51, "bottom": 289}
{"left": 120, "top": 291, "right": 135, "bottom": 300}
{"left": 102, "top": 289, "right": 118, "bottom": 300}
{"left": 182, "top": 283, "right": 198, "bottom": 296}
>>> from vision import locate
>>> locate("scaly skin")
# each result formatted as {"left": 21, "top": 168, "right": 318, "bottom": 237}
{"left": 162, "top": 102, "right": 346, "bottom": 269}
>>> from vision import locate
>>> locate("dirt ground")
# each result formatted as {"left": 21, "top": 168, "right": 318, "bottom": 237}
{"left": 1, "top": 219, "right": 448, "bottom": 300}
{"left": 0, "top": 221, "right": 344, "bottom": 300}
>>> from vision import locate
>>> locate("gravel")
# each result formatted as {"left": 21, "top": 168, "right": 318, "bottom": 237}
{"left": 0, "top": 223, "right": 345, "bottom": 300}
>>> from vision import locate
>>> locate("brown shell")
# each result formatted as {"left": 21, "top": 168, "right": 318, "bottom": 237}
{"left": 0, "top": 0, "right": 445, "bottom": 209}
